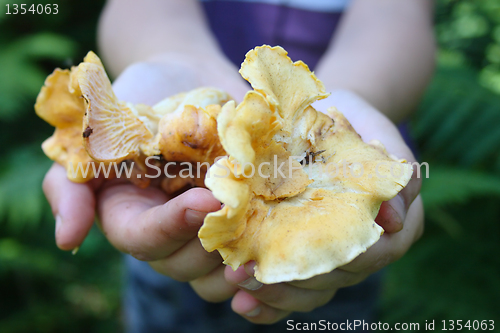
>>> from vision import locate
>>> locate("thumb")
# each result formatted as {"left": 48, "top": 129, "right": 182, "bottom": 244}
{"left": 97, "top": 185, "right": 221, "bottom": 261}
{"left": 375, "top": 194, "right": 406, "bottom": 233}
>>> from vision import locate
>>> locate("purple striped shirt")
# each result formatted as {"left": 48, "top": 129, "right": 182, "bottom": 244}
{"left": 201, "top": 0, "right": 346, "bottom": 70}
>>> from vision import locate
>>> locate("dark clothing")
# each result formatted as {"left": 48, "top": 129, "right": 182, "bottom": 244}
{"left": 125, "top": 256, "right": 380, "bottom": 333}
{"left": 201, "top": 0, "right": 344, "bottom": 70}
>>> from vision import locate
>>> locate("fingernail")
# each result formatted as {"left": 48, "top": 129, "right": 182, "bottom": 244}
{"left": 244, "top": 260, "right": 257, "bottom": 276}
{"left": 55, "top": 215, "right": 62, "bottom": 235}
{"left": 238, "top": 277, "right": 263, "bottom": 291}
{"left": 245, "top": 306, "right": 261, "bottom": 317}
{"left": 388, "top": 195, "right": 406, "bottom": 226}
{"left": 185, "top": 209, "right": 208, "bottom": 225}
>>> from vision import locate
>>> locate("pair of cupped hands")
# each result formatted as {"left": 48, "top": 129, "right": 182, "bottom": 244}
{"left": 43, "top": 56, "right": 424, "bottom": 324}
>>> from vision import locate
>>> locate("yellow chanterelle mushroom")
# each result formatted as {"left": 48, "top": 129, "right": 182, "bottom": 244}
{"left": 198, "top": 45, "right": 412, "bottom": 284}
{"left": 36, "top": 46, "right": 412, "bottom": 284}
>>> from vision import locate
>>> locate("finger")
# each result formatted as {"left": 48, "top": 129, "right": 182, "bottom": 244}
{"left": 376, "top": 198, "right": 404, "bottom": 233}
{"left": 43, "top": 163, "right": 98, "bottom": 250}
{"left": 189, "top": 265, "right": 239, "bottom": 303}
{"left": 341, "top": 195, "right": 424, "bottom": 273}
{"left": 231, "top": 290, "right": 291, "bottom": 324}
{"left": 97, "top": 185, "right": 221, "bottom": 260}
{"left": 225, "top": 264, "right": 336, "bottom": 312}
{"left": 148, "top": 238, "right": 222, "bottom": 282}
{"left": 376, "top": 167, "right": 421, "bottom": 233}
{"left": 375, "top": 161, "right": 421, "bottom": 233}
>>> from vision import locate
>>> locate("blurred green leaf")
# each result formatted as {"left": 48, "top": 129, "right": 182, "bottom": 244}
{"left": 0, "top": 33, "right": 76, "bottom": 120}
{"left": 412, "top": 67, "right": 500, "bottom": 168}
{"left": 381, "top": 0, "right": 500, "bottom": 326}
{"left": 0, "top": 238, "right": 57, "bottom": 275}
{"left": 0, "top": 145, "right": 52, "bottom": 231}
{"left": 0, "top": 1, "right": 123, "bottom": 332}
{"left": 421, "top": 167, "right": 500, "bottom": 209}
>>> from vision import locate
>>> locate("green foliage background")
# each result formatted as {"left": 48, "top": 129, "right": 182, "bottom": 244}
{"left": 0, "top": 0, "right": 499, "bottom": 331}
{"left": 380, "top": 0, "right": 500, "bottom": 328}
{"left": 0, "top": 1, "right": 122, "bottom": 332}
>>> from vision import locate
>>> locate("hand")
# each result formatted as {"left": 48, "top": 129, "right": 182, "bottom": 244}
{"left": 42, "top": 56, "right": 248, "bottom": 291}
{"left": 43, "top": 63, "right": 423, "bottom": 324}
{"left": 191, "top": 90, "right": 424, "bottom": 324}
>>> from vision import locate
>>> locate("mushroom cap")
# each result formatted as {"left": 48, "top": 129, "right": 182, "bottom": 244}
{"left": 35, "top": 64, "right": 95, "bottom": 182}
{"left": 199, "top": 45, "right": 412, "bottom": 284}
{"left": 75, "top": 52, "right": 155, "bottom": 163}
{"left": 149, "top": 88, "right": 232, "bottom": 194}
{"left": 42, "top": 126, "right": 98, "bottom": 182}
{"left": 35, "top": 69, "right": 85, "bottom": 128}
{"left": 36, "top": 51, "right": 235, "bottom": 190}
{"left": 76, "top": 56, "right": 231, "bottom": 165}
{"left": 153, "top": 87, "right": 231, "bottom": 164}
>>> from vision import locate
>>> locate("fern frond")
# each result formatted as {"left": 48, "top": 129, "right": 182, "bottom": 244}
{"left": 0, "top": 33, "right": 76, "bottom": 120}
{"left": 421, "top": 166, "right": 500, "bottom": 209}
{"left": 412, "top": 68, "right": 500, "bottom": 169}
{"left": 440, "top": 103, "right": 500, "bottom": 161}
{"left": 459, "top": 125, "right": 500, "bottom": 166}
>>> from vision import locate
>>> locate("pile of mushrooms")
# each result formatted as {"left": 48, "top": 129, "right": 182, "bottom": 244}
{"left": 36, "top": 46, "right": 412, "bottom": 283}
